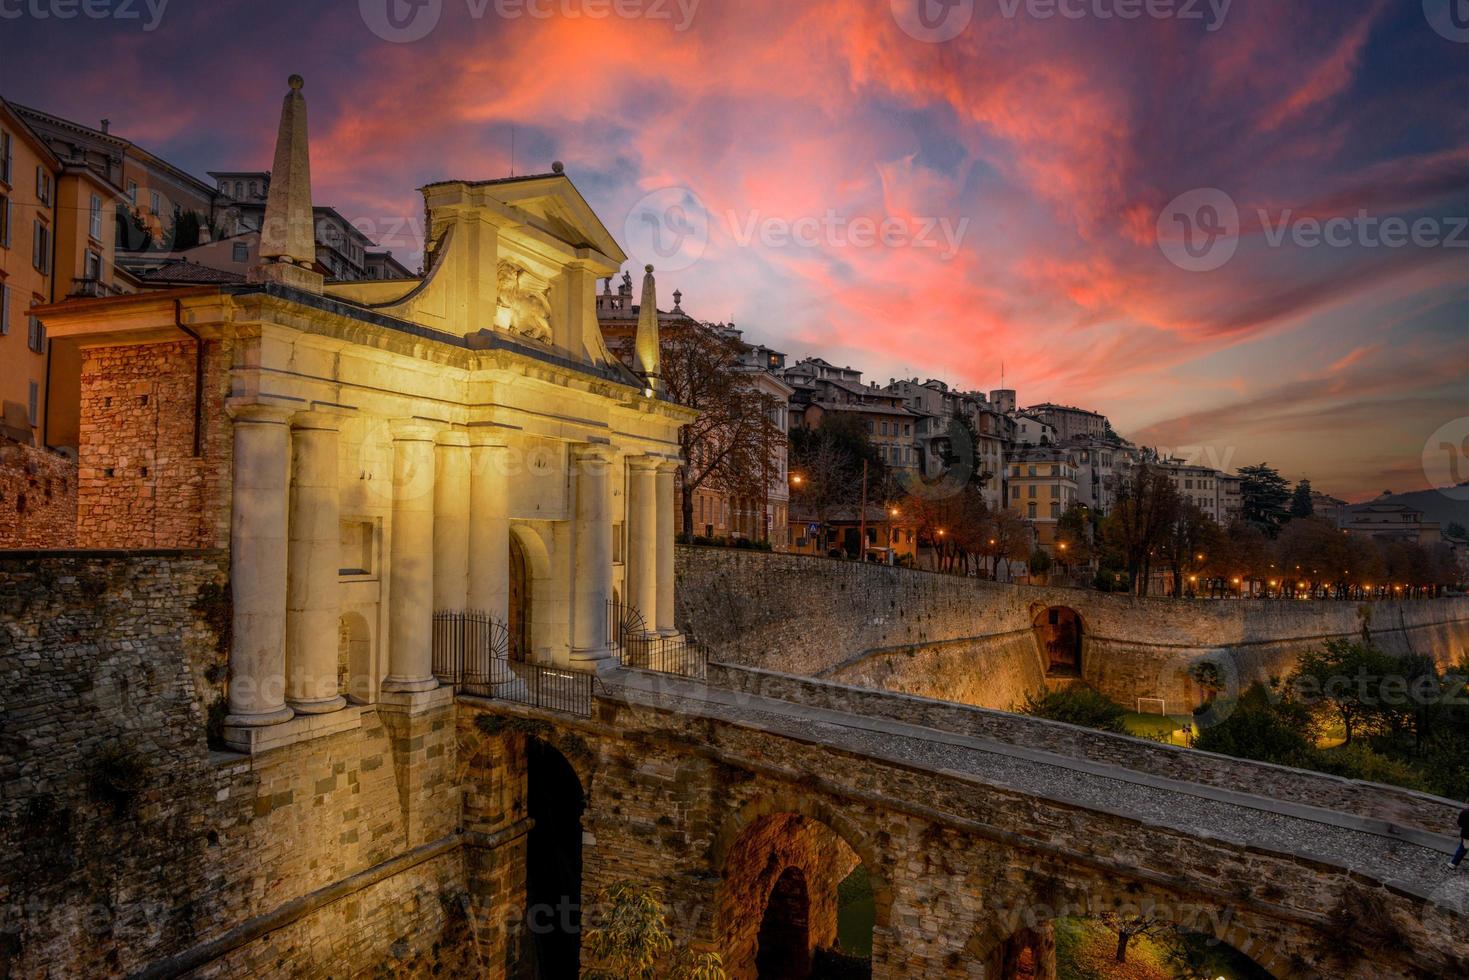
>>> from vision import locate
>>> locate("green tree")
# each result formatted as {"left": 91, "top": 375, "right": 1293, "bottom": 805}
{"left": 1192, "top": 692, "right": 1313, "bottom": 764}
{"left": 1288, "top": 640, "right": 1399, "bottom": 744}
{"left": 1289, "top": 479, "right": 1315, "bottom": 518}
{"left": 1238, "top": 463, "right": 1291, "bottom": 537}
{"left": 1019, "top": 688, "right": 1127, "bottom": 733}
{"left": 583, "top": 882, "right": 727, "bottom": 980}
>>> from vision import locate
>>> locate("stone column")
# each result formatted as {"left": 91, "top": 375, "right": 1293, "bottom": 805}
{"left": 285, "top": 411, "right": 346, "bottom": 714}
{"left": 225, "top": 402, "right": 295, "bottom": 728}
{"left": 384, "top": 419, "right": 441, "bottom": 693}
{"left": 626, "top": 456, "right": 660, "bottom": 630}
{"left": 434, "top": 431, "right": 471, "bottom": 615}
{"left": 655, "top": 460, "right": 679, "bottom": 635}
{"left": 570, "top": 444, "right": 614, "bottom": 668}
{"left": 468, "top": 436, "right": 510, "bottom": 623}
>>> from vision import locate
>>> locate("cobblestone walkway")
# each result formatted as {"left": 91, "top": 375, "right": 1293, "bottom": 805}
{"left": 604, "top": 668, "right": 1464, "bottom": 905}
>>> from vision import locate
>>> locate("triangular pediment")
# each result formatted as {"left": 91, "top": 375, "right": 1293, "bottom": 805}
{"left": 459, "top": 174, "right": 627, "bottom": 266}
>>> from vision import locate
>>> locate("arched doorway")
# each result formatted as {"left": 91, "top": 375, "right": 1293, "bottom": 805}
{"left": 756, "top": 867, "right": 811, "bottom": 979}
{"left": 525, "top": 739, "right": 585, "bottom": 978}
{"left": 1033, "top": 606, "right": 1082, "bottom": 676}
{"left": 509, "top": 534, "right": 530, "bottom": 662}
{"left": 716, "top": 805, "right": 883, "bottom": 980}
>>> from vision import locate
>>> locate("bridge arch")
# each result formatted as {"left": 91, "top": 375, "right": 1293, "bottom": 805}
{"left": 524, "top": 737, "right": 587, "bottom": 978}
{"left": 1032, "top": 604, "right": 1084, "bottom": 677}
{"left": 712, "top": 791, "right": 892, "bottom": 978}
{"left": 966, "top": 877, "right": 1302, "bottom": 979}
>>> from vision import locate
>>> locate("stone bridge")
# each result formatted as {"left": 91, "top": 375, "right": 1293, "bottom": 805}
{"left": 458, "top": 663, "right": 1467, "bottom": 979}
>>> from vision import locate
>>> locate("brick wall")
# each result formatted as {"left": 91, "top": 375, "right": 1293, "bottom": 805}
{"left": 76, "top": 339, "right": 233, "bottom": 549}
{"left": 0, "top": 438, "right": 77, "bottom": 548}
{"left": 0, "top": 552, "right": 469, "bottom": 977}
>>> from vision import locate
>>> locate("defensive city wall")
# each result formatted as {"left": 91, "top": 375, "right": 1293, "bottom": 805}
{"left": 4, "top": 551, "right": 1464, "bottom": 979}
{"left": 675, "top": 547, "right": 1469, "bottom": 713}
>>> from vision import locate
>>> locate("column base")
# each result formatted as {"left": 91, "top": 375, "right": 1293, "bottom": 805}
{"left": 382, "top": 675, "right": 440, "bottom": 694}
{"left": 288, "top": 694, "right": 348, "bottom": 715}
{"left": 224, "top": 704, "right": 295, "bottom": 728}
{"left": 569, "top": 647, "right": 618, "bottom": 674}
{"left": 378, "top": 685, "right": 455, "bottom": 716}
{"left": 223, "top": 705, "right": 363, "bottom": 754}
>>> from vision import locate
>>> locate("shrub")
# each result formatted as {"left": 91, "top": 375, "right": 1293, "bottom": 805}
{"left": 1193, "top": 704, "right": 1312, "bottom": 765}
{"left": 1020, "top": 688, "right": 1127, "bottom": 733}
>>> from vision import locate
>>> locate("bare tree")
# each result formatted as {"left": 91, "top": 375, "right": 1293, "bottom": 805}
{"left": 660, "top": 319, "right": 783, "bottom": 541}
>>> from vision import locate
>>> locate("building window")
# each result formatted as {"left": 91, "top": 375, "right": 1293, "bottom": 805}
{"left": 1028, "top": 485, "right": 1037, "bottom": 498}
{"left": 27, "top": 381, "right": 39, "bottom": 426}
{"left": 127, "top": 180, "right": 137, "bottom": 204}
{"left": 35, "top": 166, "right": 51, "bottom": 206}
{"left": 89, "top": 194, "right": 102, "bottom": 240}
{"left": 150, "top": 190, "right": 161, "bottom": 214}
{"left": 1028, "top": 502, "right": 1037, "bottom": 519}
{"left": 0, "top": 130, "right": 11, "bottom": 184}
{"left": 32, "top": 220, "right": 50, "bottom": 274}
{"left": 28, "top": 312, "right": 45, "bottom": 353}
{"left": 1051, "top": 502, "right": 1061, "bottom": 519}
{"left": 85, "top": 250, "right": 102, "bottom": 280}
{"left": 232, "top": 241, "right": 249, "bottom": 262}
{"left": 0, "top": 193, "right": 9, "bottom": 247}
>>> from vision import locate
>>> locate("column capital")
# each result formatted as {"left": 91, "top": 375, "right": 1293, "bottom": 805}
{"left": 436, "top": 428, "right": 472, "bottom": 448}
{"left": 573, "top": 442, "right": 617, "bottom": 465}
{"left": 290, "top": 409, "right": 346, "bottom": 432}
{"left": 390, "top": 417, "right": 448, "bottom": 442}
{"left": 466, "top": 422, "right": 513, "bottom": 448}
{"left": 227, "top": 399, "right": 296, "bottom": 425}
{"left": 627, "top": 454, "right": 663, "bottom": 472}
{"left": 656, "top": 458, "right": 682, "bottom": 474}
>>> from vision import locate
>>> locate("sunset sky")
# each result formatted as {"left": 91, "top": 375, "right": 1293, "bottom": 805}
{"left": 3, "top": 0, "right": 1465, "bottom": 500}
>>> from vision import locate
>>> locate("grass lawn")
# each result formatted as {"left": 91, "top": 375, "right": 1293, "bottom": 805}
{"left": 1120, "top": 713, "right": 1193, "bottom": 746}
{"left": 1054, "top": 918, "right": 1275, "bottom": 979}
{"left": 836, "top": 864, "right": 875, "bottom": 957}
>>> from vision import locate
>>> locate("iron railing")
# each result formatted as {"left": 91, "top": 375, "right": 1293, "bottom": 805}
{"left": 433, "top": 610, "right": 593, "bottom": 716}
{"left": 606, "top": 599, "right": 708, "bottom": 680}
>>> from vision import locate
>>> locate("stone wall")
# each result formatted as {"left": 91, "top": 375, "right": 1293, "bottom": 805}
{"left": 676, "top": 547, "right": 1469, "bottom": 711}
{"left": 457, "top": 694, "right": 1465, "bottom": 980}
{"left": 0, "top": 551, "right": 468, "bottom": 977}
{"left": 76, "top": 338, "right": 233, "bottom": 549}
{"left": 708, "top": 662, "right": 1463, "bottom": 835}
{"left": 0, "top": 438, "right": 77, "bottom": 548}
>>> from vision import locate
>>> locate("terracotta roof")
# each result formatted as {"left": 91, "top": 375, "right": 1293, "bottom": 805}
{"left": 136, "top": 260, "right": 246, "bottom": 285}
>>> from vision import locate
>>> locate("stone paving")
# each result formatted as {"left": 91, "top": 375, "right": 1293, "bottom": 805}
{"left": 601, "top": 668, "right": 1463, "bottom": 904}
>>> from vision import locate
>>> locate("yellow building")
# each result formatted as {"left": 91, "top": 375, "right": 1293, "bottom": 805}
{"left": 0, "top": 98, "right": 119, "bottom": 449}
{"left": 1006, "top": 446, "right": 1078, "bottom": 549}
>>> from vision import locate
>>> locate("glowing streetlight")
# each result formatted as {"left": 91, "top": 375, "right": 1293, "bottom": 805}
{"left": 790, "top": 474, "right": 804, "bottom": 486}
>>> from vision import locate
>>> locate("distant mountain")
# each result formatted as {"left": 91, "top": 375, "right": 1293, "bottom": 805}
{"left": 1344, "top": 486, "right": 1469, "bottom": 531}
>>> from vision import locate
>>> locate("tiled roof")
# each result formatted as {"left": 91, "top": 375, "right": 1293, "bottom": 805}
{"left": 137, "top": 260, "right": 246, "bottom": 285}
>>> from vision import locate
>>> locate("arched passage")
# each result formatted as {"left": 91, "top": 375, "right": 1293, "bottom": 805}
{"left": 1033, "top": 606, "right": 1083, "bottom": 676}
{"left": 525, "top": 739, "right": 585, "bottom": 978}
{"left": 756, "top": 867, "right": 811, "bottom": 979}
{"left": 509, "top": 533, "right": 530, "bottom": 662}
{"left": 714, "top": 796, "right": 888, "bottom": 980}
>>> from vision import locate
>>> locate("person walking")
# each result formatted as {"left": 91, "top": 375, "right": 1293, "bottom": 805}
{"left": 1451, "top": 806, "right": 1469, "bottom": 870}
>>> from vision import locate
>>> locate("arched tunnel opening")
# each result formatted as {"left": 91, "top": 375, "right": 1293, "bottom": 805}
{"left": 1033, "top": 606, "right": 1083, "bottom": 677}
{"left": 525, "top": 739, "right": 584, "bottom": 979}
{"left": 721, "top": 812, "right": 876, "bottom": 980}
